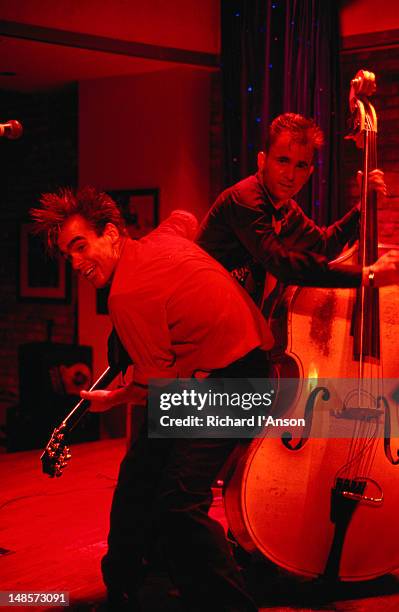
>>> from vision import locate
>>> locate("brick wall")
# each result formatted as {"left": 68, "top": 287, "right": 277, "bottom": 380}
{"left": 0, "top": 86, "right": 78, "bottom": 429}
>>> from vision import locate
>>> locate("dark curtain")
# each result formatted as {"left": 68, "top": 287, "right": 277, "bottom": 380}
{"left": 221, "top": 0, "right": 342, "bottom": 224}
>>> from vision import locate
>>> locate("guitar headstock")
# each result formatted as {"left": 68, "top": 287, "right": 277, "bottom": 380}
{"left": 40, "top": 423, "right": 72, "bottom": 477}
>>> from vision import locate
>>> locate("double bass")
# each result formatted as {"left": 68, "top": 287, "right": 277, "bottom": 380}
{"left": 224, "top": 70, "right": 399, "bottom": 580}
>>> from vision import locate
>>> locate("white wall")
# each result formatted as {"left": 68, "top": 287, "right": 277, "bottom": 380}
{"left": 78, "top": 68, "right": 212, "bottom": 376}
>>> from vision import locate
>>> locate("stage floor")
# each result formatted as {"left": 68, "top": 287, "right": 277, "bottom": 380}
{"left": 1, "top": 438, "right": 398, "bottom": 611}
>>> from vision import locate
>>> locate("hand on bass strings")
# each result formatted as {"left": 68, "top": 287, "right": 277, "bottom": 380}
{"left": 363, "top": 250, "right": 399, "bottom": 287}
{"left": 356, "top": 169, "right": 387, "bottom": 205}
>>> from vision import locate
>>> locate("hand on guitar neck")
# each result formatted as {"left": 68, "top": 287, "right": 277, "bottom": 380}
{"left": 80, "top": 378, "right": 147, "bottom": 412}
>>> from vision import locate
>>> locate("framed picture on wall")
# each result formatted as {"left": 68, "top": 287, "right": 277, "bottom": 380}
{"left": 96, "top": 188, "right": 159, "bottom": 314}
{"left": 108, "top": 188, "right": 159, "bottom": 240}
{"left": 18, "top": 222, "right": 71, "bottom": 303}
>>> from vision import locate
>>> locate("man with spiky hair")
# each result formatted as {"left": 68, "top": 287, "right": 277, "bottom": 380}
{"left": 197, "top": 112, "right": 397, "bottom": 310}
{"left": 31, "top": 186, "right": 272, "bottom": 611}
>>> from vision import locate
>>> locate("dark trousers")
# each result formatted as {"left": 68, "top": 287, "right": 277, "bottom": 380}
{"left": 102, "top": 349, "right": 270, "bottom": 611}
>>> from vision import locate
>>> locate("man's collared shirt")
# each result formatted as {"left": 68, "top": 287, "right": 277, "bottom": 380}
{"left": 108, "top": 214, "right": 273, "bottom": 398}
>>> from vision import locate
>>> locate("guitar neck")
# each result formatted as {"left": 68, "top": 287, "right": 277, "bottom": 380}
{"left": 61, "top": 366, "right": 120, "bottom": 434}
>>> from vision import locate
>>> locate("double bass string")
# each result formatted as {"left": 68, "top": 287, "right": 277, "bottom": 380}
{"left": 344, "top": 111, "right": 382, "bottom": 486}
{"left": 358, "top": 124, "right": 379, "bottom": 482}
{"left": 345, "top": 124, "right": 370, "bottom": 483}
{"left": 367, "top": 127, "right": 384, "bottom": 481}
{"left": 363, "top": 126, "right": 382, "bottom": 481}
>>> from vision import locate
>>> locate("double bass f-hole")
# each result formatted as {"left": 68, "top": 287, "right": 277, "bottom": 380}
{"left": 281, "top": 386, "right": 329, "bottom": 451}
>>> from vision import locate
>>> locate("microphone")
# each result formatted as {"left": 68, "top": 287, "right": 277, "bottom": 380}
{"left": 0, "top": 120, "right": 23, "bottom": 139}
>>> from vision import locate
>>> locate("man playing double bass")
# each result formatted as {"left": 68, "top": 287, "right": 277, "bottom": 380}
{"left": 197, "top": 74, "right": 399, "bottom": 582}
{"left": 197, "top": 112, "right": 399, "bottom": 314}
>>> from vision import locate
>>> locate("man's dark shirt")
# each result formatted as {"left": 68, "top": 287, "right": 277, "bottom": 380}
{"left": 197, "top": 174, "right": 361, "bottom": 305}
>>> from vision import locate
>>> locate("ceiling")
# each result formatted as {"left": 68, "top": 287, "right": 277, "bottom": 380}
{"left": 0, "top": 34, "right": 204, "bottom": 92}
{"left": 0, "top": 1, "right": 220, "bottom": 92}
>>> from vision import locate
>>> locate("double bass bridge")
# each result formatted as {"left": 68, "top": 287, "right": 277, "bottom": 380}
{"left": 334, "top": 476, "right": 383, "bottom": 506}
{"left": 331, "top": 406, "right": 383, "bottom": 422}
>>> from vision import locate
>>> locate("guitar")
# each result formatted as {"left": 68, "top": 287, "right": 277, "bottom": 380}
{"left": 40, "top": 366, "right": 120, "bottom": 477}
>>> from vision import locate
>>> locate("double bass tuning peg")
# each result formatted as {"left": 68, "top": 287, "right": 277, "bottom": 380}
{"left": 351, "top": 76, "right": 362, "bottom": 88}
{"left": 350, "top": 70, "right": 376, "bottom": 98}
